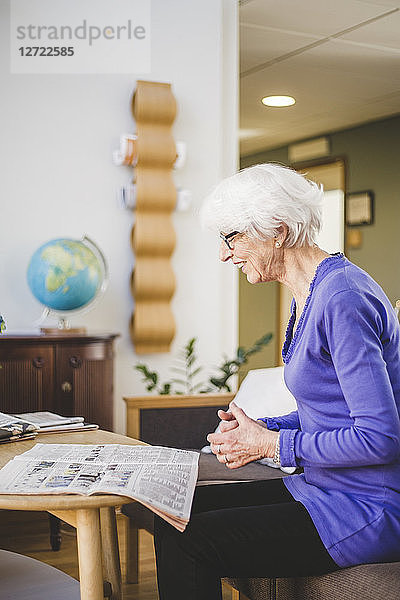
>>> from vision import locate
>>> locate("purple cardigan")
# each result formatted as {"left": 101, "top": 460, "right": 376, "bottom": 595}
{"left": 265, "top": 254, "right": 400, "bottom": 568}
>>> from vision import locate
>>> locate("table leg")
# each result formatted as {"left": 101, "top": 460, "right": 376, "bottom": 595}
{"left": 100, "top": 507, "right": 122, "bottom": 600}
{"left": 76, "top": 508, "right": 104, "bottom": 600}
{"left": 48, "top": 513, "right": 62, "bottom": 551}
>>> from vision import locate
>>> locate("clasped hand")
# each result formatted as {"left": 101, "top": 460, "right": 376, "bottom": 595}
{"left": 207, "top": 401, "right": 279, "bottom": 469}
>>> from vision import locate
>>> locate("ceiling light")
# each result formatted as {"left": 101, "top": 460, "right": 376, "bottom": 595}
{"left": 261, "top": 95, "right": 296, "bottom": 107}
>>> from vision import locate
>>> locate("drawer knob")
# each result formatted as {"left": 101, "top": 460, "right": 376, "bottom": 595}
{"left": 69, "top": 356, "right": 82, "bottom": 368}
{"left": 33, "top": 357, "right": 45, "bottom": 369}
{"left": 61, "top": 381, "right": 72, "bottom": 393}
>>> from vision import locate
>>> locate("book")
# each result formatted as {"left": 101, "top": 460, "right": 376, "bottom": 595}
{"left": 0, "top": 443, "right": 199, "bottom": 531}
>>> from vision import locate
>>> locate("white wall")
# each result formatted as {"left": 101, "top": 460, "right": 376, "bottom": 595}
{"left": 0, "top": 0, "right": 239, "bottom": 433}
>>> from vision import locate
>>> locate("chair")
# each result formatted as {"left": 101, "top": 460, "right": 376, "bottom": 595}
{"left": 226, "top": 561, "right": 400, "bottom": 600}
{"left": 0, "top": 548, "right": 81, "bottom": 599}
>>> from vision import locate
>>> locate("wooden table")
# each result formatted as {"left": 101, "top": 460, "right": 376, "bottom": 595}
{"left": 0, "top": 430, "right": 145, "bottom": 600}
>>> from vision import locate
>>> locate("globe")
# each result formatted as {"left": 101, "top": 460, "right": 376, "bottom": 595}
{"left": 27, "top": 237, "right": 107, "bottom": 330}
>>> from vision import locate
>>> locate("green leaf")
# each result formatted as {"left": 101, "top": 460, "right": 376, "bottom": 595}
{"left": 191, "top": 366, "right": 202, "bottom": 377}
{"left": 171, "top": 378, "right": 188, "bottom": 386}
{"left": 258, "top": 332, "right": 273, "bottom": 344}
{"left": 185, "top": 338, "right": 197, "bottom": 359}
{"left": 237, "top": 347, "right": 245, "bottom": 360}
{"left": 192, "top": 382, "right": 206, "bottom": 391}
{"left": 170, "top": 367, "right": 188, "bottom": 374}
{"left": 160, "top": 382, "right": 172, "bottom": 395}
{"left": 209, "top": 377, "right": 224, "bottom": 387}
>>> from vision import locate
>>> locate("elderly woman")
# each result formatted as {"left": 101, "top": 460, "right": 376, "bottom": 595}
{"left": 154, "top": 163, "right": 400, "bottom": 600}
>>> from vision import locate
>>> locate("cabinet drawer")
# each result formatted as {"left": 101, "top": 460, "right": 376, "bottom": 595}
{"left": 0, "top": 346, "right": 54, "bottom": 413}
{"left": 0, "top": 345, "right": 53, "bottom": 362}
{"left": 55, "top": 342, "right": 114, "bottom": 430}
{"left": 56, "top": 342, "right": 113, "bottom": 364}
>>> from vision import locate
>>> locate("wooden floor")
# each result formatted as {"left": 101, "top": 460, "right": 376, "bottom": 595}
{"left": 0, "top": 509, "right": 234, "bottom": 599}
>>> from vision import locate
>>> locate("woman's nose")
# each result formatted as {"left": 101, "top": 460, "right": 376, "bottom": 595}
{"left": 219, "top": 241, "right": 233, "bottom": 262}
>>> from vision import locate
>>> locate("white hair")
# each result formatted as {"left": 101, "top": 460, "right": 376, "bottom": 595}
{"left": 200, "top": 163, "right": 324, "bottom": 248}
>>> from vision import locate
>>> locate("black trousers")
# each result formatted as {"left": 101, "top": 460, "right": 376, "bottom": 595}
{"left": 154, "top": 478, "right": 340, "bottom": 600}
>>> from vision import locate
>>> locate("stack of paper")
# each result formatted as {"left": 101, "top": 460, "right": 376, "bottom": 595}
{"left": 13, "top": 412, "right": 99, "bottom": 434}
{"left": 0, "top": 413, "right": 37, "bottom": 443}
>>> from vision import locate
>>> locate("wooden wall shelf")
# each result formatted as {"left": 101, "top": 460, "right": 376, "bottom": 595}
{"left": 129, "top": 80, "right": 177, "bottom": 354}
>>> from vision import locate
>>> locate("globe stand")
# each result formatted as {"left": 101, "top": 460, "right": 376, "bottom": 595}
{"left": 41, "top": 326, "right": 87, "bottom": 335}
{"left": 40, "top": 316, "right": 86, "bottom": 336}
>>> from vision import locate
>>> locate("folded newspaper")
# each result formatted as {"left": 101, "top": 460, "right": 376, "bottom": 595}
{"left": 0, "top": 443, "right": 199, "bottom": 531}
{"left": 12, "top": 411, "right": 98, "bottom": 434}
{"left": 14, "top": 412, "right": 84, "bottom": 428}
{"left": 0, "top": 412, "right": 38, "bottom": 443}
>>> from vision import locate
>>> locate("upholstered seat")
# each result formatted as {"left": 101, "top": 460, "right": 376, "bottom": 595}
{"left": 227, "top": 561, "right": 400, "bottom": 600}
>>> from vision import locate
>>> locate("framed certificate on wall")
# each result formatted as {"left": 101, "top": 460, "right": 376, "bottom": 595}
{"left": 346, "top": 191, "right": 374, "bottom": 226}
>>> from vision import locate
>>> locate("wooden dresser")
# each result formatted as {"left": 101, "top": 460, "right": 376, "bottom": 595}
{"left": 0, "top": 333, "right": 118, "bottom": 430}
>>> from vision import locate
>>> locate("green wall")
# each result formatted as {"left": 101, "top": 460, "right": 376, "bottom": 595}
{"left": 239, "top": 114, "right": 400, "bottom": 374}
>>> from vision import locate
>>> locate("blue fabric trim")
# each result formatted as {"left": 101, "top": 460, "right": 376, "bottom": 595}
{"left": 263, "top": 417, "right": 279, "bottom": 431}
{"left": 279, "top": 428, "right": 298, "bottom": 468}
{"left": 282, "top": 253, "right": 345, "bottom": 364}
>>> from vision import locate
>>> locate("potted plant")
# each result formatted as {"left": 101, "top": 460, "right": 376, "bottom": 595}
{"left": 124, "top": 333, "right": 272, "bottom": 440}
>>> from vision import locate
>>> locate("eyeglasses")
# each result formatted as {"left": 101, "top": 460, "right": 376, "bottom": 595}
{"left": 220, "top": 231, "right": 240, "bottom": 250}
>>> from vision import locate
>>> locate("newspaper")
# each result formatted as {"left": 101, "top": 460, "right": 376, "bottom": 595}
{"left": 13, "top": 411, "right": 84, "bottom": 428}
{"left": 0, "top": 411, "right": 38, "bottom": 441}
{"left": 0, "top": 412, "right": 37, "bottom": 430}
{"left": 0, "top": 444, "right": 199, "bottom": 531}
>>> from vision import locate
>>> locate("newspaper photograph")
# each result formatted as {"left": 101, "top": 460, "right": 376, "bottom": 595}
{"left": 0, "top": 444, "right": 200, "bottom": 531}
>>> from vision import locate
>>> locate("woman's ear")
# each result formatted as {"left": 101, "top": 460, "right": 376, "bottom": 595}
{"left": 275, "top": 224, "right": 289, "bottom": 246}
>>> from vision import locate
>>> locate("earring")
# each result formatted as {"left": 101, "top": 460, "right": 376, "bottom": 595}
{"left": 275, "top": 241, "right": 281, "bottom": 248}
